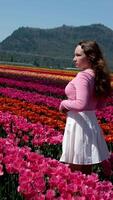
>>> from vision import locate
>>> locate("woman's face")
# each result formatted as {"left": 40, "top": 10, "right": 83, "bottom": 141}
{"left": 73, "top": 45, "right": 91, "bottom": 69}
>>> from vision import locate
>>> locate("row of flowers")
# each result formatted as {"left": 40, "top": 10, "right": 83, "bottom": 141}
{"left": 0, "top": 96, "right": 65, "bottom": 130}
{"left": 0, "top": 65, "right": 77, "bottom": 76}
{"left": 0, "top": 109, "right": 113, "bottom": 150}
{"left": 0, "top": 110, "right": 63, "bottom": 146}
{"left": 0, "top": 70, "right": 71, "bottom": 95}
{"left": 0, "top": 67, "right": 74, "bottom": 82}
{"left": 0, "top": 109, "right": 112, "bottom": 153}
{"left": 0, "top": 86, "right": 112, "bottom": 124}
{"left": 0, "top": 94, "right": 113, "bottom": 136}
{"left": 0, "top": 77, "right": 65, "bottom": 98}
{"left": 0, "top": 71, "right": 68, "bottom": 91}
{"left": 1, "top": 137, "right": 113, "bottom": 199}
{"left": 0, "top": 86, "right": 61, "bottom": 109}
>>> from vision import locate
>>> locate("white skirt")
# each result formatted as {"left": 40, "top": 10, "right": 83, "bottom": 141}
{"left": 60, "top": 110, "right": 110, "bottom": 165}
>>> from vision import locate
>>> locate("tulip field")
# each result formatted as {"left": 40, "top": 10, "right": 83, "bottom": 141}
{"left": 0, "top": 64, "right": 113, "bottom": 199}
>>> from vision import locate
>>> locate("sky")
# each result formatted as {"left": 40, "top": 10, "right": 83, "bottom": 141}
{"left": 0, "top": 0, "right": 113, "bottom": 42}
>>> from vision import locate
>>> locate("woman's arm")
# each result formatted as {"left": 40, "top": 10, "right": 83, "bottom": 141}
{"left": 59, "top": 72, "right": 90, "bottom": 112}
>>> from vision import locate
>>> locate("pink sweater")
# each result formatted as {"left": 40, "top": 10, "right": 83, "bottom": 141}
{"left": 60, "top": 68, "right": 102, "bottom": 111}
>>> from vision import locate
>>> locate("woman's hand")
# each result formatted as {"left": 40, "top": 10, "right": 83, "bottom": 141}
{"left": 59, "top": 102, "right": 68, "bottom": 113}
{"left": 59, "top": 103, "right": 63, "bottom": 112}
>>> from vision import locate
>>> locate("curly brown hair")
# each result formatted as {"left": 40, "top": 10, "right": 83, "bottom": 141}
{"left": 78, "top": 40, "right": 112, "bottom": 98}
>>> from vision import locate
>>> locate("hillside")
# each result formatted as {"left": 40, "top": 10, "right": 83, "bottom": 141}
{"left": 0, "top": 24, "right": 113, "bottom": 70}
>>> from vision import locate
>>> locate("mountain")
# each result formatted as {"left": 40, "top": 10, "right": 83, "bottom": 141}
{"left": 0, "top": 24, "right": 113, "bottom": 70}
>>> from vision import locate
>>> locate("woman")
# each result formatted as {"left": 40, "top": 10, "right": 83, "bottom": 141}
{"left": 59, "top": 40, "right": 112, "bottom": 175}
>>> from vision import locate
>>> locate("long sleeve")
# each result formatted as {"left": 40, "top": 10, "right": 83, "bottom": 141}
{"left": 60, "top": 72, "right": 93, "bottom": 111}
